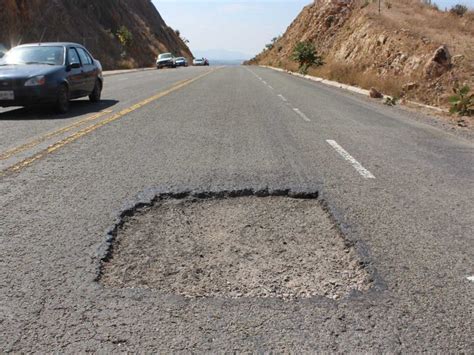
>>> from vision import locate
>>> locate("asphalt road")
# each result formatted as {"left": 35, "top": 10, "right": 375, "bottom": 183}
{"left": 0, "top": 66, "right": 473, "bottom": 352}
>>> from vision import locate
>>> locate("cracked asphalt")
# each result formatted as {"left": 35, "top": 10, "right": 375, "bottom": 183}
{"left": 0, "top": 66, "right": 473, "bottom": 352}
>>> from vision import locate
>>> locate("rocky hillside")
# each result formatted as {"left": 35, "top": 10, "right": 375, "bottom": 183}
{"left": 0, "top": 0, "right": 193, "bottom": 69}
{"left": 249, "top": 0, "right": 474, "bottom": 109}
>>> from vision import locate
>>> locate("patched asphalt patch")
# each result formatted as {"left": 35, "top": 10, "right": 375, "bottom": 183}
{"left": 100, "top": 191, "right": 372, "bottom": 300}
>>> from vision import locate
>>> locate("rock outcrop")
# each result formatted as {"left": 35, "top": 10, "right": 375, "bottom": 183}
{"left": 0, "top": 0, "right": 193, "bottom": 69}
{"left": 369, "top": 88, "right": 383, "bottom": 99}
{"left": 249, "top": 0, "right": 474, "bottom": 108}
{"left": 424, "top": 45, "right": 452, "bottom": 78}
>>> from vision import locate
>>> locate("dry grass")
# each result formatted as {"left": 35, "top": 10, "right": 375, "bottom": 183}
{"left": 368, "top": 0, "right": 474, "bottom": 64}
{"left": 117, "top": 58, "right": 137, "bottom": 70}
{"left": 310, "top": 62, "right": 405, "bottom": 97}
{"left": 262, "top": 58, "right": 407, "bottom": 98}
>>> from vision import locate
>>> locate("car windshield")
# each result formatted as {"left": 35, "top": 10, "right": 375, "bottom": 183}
{"left": 158, "top": 53, "right": 172, "bottom": 59}
{"left": 2, "top": 46, "right": 64, "bottom": 65}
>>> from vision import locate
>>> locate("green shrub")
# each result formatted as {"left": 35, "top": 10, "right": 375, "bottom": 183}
{"left": 115, "top": 26, "right": 133, "bottom": 49}
{"left": 292, "top": 41, "right": 324, "bottom": 75}
{"left": 450, "top": 4, "right": 468, "bottom": 16}
{"left": 449, "top": 84, "right": 473, "bottom": 116}
{"left": 265, "top": 43, "right": 274, "bottom": 51}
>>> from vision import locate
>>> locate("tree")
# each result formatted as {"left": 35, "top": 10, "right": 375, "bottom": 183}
{"left": 292, "top": 41, "right": 324, "bottom": 75}
{"left": 115, "top": 26, "right": 133, "bottom": 49}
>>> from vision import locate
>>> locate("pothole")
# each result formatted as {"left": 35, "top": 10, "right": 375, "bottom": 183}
{"left": 100, "top": 192, "right": 372, "bottom": 300}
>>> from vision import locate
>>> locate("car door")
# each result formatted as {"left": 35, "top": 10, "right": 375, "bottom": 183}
{"left": 66, "top": 47, "right": 84, "bottom": 98}
{"left": 76, "top": 47, "right": 96, "bottom": 94}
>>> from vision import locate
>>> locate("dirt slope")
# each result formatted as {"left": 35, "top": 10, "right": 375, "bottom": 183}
{"left": 249, "top": 0, "right": 474, "bottom": 109}
{"left": 0, "top": 0, "right": 193, "bottom": 69}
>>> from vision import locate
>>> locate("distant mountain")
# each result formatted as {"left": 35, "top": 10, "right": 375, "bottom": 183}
{"left": 194, "top": 49, "right": 252, "bottom": 61}
{"left": 0, "top": 0, "right": 193, "bottom": 69}
{"left": 207, "top": 59, "right": 244, "bottom": 66}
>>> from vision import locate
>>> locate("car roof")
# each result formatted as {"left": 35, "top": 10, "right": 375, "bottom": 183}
{"left": 15, "top": 42, "right": 84, "bottom": 48}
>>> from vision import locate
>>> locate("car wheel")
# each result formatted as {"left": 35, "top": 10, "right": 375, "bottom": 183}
{"left": 55, "top": 84, "right": 70, "bottom": 114}
{"left": 89, "top": 80, "right": 102, "bottom": 103}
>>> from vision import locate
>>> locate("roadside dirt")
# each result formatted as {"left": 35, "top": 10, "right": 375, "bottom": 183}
{"left": 101, "top": 196, "right": 371, "bottom": 300}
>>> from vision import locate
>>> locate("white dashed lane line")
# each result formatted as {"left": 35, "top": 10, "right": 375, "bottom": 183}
{"left": 326, "top": 140, "right": 376, "bottom": 179}
{"left": 248, "top": 69, "right": 311, "bottom": 123}
{"left": 248, "top": 68, "right": 378, "bottom": 182}
{"left": 293, "top": 108, "right": 311, "bottom": 122}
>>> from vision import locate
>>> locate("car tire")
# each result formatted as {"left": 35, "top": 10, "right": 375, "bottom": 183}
{"left": 89, "top": 80, "right": 102, "bottom": 103}
{"left": 55, "top": 84, "right": 70, "bottom": 114}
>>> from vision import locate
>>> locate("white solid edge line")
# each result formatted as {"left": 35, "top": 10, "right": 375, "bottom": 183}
{"left": 278, "top": 94, "right": 288, "bottom": 102}
{"left": 467, "top": 276, "right": 474, "bottom": 282}
{"left": 293, "top": 108, "right": 311, "bottom": 122}
{"left": 246, "top": 68, "right": 265, "bottom": 83}
{"left": 326, "top": 140, "right": 376, "bottom": 179}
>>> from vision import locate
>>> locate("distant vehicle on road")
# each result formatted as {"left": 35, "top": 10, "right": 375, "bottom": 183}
{"left": 204, "top": 58, "right": 210, "bottom": 66}
{"left": 193, "top": 58, "right": 206, "bottom": 66}
{"left": 175, "top": 57, "right": 188, "bottom": 67}
{"left": 0, "top": 42, "right": 103, "bottom": 113}
{"left": 156, "top": 53, "right": 176, "bottom": 69}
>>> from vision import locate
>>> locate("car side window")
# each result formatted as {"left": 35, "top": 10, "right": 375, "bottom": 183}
{"left": 68, "top": 48, "right": 81, "bottom": 66}
{"left": 77, "top": 48, "right": 92, "bottom": 66}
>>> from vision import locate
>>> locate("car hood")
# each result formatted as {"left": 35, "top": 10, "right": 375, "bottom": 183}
{"left": 157, "top": 58, "right": 173, "bottom": 63}
{"left": 0, "top": 64, "right": 62, "bottom": 79}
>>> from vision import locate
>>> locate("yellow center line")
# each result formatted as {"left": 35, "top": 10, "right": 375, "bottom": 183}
{"left": 0, "top": 110, "right": 113, "bottom": 161}
{"left": 1, "top": 69, "right": 217, "bottom": 177}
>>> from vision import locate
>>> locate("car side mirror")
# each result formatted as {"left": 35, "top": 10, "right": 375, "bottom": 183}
{"left": 67, "top": 62, "right": 81, "bottom": 70}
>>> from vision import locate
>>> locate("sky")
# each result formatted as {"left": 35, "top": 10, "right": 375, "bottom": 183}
{"left": 153, "top": 0, "right": 474, "bottom": 59}
{"left": 153, "top": 0, "right": 311, "bottom": 59}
